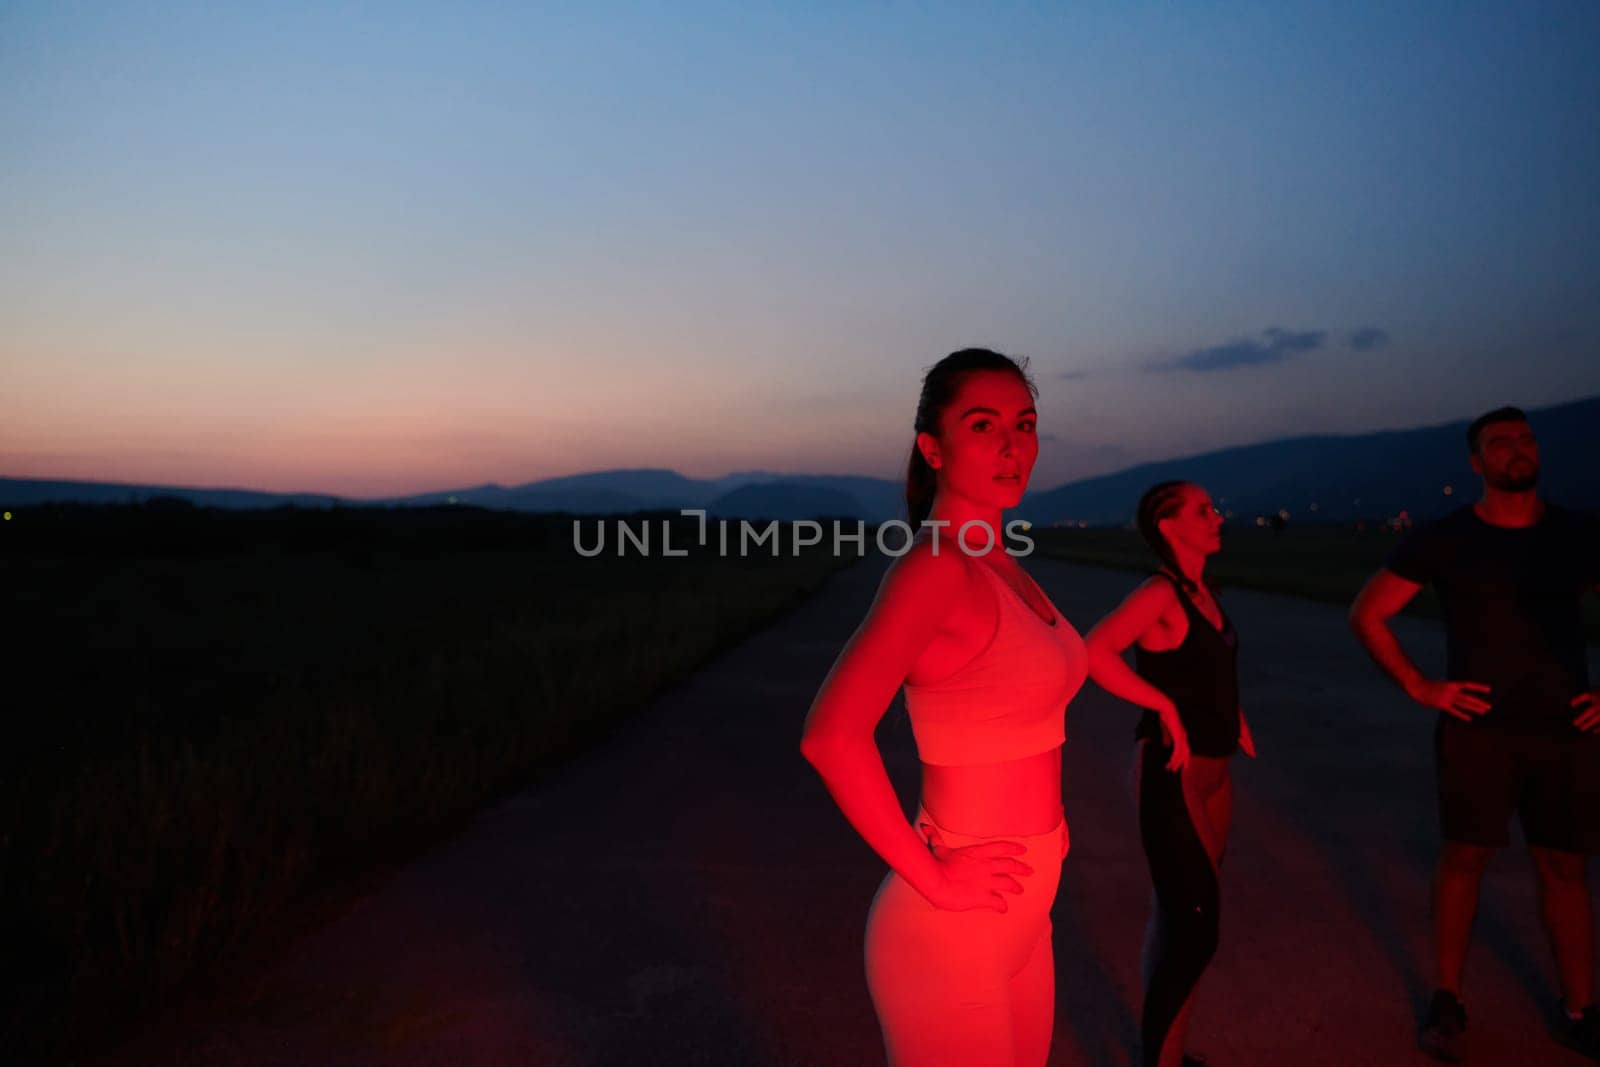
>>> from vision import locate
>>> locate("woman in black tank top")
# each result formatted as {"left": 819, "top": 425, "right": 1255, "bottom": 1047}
{"left": 1084, "top": 480, "right": 1256, "bottom": 1067}
{"left": 1133, "top": 570, "right": 1240, "bottom": 757}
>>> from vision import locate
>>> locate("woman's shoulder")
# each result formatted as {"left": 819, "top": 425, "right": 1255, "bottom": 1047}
{"left": 1136, "top": 571, "right": 1184, "bottom": 605}
{"left": 1095, "top": 572, "right": 1182, "bottom": 633}
{"left": 880, "top": 533, "right": 978, "bottom": 600}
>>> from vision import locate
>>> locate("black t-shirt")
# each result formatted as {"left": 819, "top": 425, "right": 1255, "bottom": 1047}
{"left": 1385, "top": 503, "right": 1600, "bottom": 732}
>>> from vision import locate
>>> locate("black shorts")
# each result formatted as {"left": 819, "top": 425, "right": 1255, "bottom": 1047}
{"left": 1435, "top": 716, "right": 1600, "bottom": 854}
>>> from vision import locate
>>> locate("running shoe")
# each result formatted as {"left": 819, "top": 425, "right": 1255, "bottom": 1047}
{"left": 1419, "top": 989, "right": 1467, "bottom": 1062}
{"left": 1558, "top": 1003, "right": 1600, "bottom": 1061}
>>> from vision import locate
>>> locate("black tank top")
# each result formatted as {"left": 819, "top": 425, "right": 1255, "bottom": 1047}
{"left": 1134, "top": 571, "right": 1241, "bottom": 757}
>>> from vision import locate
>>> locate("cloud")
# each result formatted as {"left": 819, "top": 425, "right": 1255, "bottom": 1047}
{"left": 1346, "top": 327, "right": 1389, "bottom": 351}
{"left": 1158, "top": 327, "right": 1327, "bottom": 373}
{"left": 1059, "top": 369, "right": 1089, "bottom": 380}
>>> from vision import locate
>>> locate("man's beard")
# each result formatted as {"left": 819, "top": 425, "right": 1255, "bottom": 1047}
{"left": 1486, "top": 465, "right": 1540, "bottom": 492}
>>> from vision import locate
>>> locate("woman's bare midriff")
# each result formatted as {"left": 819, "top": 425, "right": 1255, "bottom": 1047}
{"left": 919, "top": 746, "right": 1064, "bottom": 836}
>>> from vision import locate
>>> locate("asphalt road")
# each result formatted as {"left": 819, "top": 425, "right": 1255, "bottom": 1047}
{"left": 90, "top": 553, "right": 1600, "bottom": 1066}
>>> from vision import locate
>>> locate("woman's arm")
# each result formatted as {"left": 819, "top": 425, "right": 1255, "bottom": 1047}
{"left": 1084, "top": 578, "right": 1190, "bottom": 769}
{"left": 800, "top": 545, "right": 1025, "bottom": 909}
{"left": 1238, "top": 706, "right": 1256, "bottom": 758}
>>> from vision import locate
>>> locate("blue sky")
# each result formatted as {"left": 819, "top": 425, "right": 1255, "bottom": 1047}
{"left": 3, "top": 2, "right": 1597, "bottom": 495}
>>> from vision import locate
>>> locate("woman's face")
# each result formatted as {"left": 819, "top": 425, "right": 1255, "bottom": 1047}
{"left": 1158, "top": 484, "right": 1223, "bottom": 557}
{"left": 917, "top": 370, "right": 1039, "bottom": 515}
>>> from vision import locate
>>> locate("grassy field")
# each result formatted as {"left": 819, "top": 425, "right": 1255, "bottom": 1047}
{"left": 0, "top": 502, "right": 856, "bottom": 1063}
{"left": 1031, "top": 524, "right": 1600, "bottom": 642}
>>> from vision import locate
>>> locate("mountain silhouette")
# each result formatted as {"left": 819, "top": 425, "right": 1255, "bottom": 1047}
{"left": 0, "top": 479, "right": 341, "bottom": 510}
{"left": 4, "top": 395, "right": 1595, "bottom": 524}
{"left": 1024, "top": 395, "right": 1600, "bottom": 526}
{"left": 706, "top": 482, "right": 865, "bottom": 521}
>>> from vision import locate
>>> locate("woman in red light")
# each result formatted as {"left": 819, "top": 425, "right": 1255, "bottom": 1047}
{"left": 1084, "top": 481, "right": 1255, "bottom": 1067}
{"left": 800, "top": 348, "right": 1090, "bottom": 1066}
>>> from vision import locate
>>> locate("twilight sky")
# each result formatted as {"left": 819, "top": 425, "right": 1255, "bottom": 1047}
{"left": 3, "top": 2, "right": 1598, "bottom": 498}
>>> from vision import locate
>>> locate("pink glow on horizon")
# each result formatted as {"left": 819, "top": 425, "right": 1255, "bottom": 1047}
{"left": 0, "top": 405, "right": 916, "bottom": 498}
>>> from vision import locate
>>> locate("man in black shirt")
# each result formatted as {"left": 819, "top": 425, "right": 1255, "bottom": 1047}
{"left": 1351, "top": 406, "right": 1600, "bottom": 1063}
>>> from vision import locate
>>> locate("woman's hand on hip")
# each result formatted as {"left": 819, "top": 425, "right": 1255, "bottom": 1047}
{"left": 1158, "top": 707, "right": 1191, "bottom": 772}
{"left": 1238, "top": 706, "right": 1257, "bottom": 758}
{"left": 919, "top": 825, "right": 1033, "bottom": 913}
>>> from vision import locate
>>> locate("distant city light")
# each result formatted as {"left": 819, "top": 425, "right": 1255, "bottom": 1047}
{"left": 1442, "top": 485, "right": 1453, "bottom": 495}
{"left": 1309, "top": 502, "right": 1319, "bottom": 511}
{"left": 2, "top": 511, "right": 9, "bottom": 520}
{"left": 1255, "top": 516, "right": 1267, "bottom": 527}
{"left": 1277, "top": 509, "right": 1290, "bottom": 520}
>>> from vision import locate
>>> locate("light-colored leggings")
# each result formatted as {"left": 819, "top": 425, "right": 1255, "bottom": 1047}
{"left": 863, "top": 806, "right": 1070, "bottom": 1066}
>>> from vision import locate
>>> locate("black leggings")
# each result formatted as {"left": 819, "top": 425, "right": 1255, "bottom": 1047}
{"left": 1137, "top": 741, "right": 1222, "bottom": 1067}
